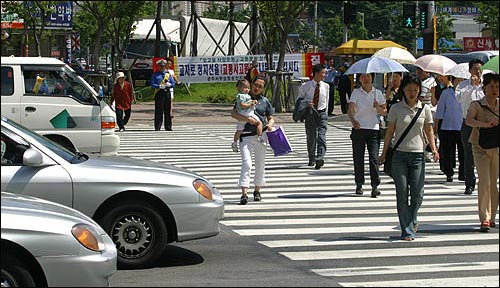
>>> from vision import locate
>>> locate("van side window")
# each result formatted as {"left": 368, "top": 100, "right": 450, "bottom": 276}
{"left": 22, "top": 67, "right": 94, "bottom": 104}
{"left": 1, "top": 67, "right": 14, "bottom": 96}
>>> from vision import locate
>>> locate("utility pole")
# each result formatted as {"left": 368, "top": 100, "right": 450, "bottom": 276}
{"left": 342, "top": 1, "right": 348, "bottom": 43}
{"left": 313, "top": 1, "right": 318, "bottom": 52}
{"left": 229, "top": 0, "right": 235, "bottom": 55}
{"left": 154, "top": 0, "right": 162, "bottom": 57}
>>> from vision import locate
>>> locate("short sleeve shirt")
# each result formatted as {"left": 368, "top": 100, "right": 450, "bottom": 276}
{"left": 349, "top": 86, "right": 386, "bottom": 130}
{"left": 434, "top": 88, "right": 463, "bottom": 131}
{"left": 236, "top": 92, "right": 254, "bottom": 116}
{"left": 242, "top": 94, "right": 275, "bottom": 133}
{"left": 387, "top": 100, "right": 433, "bottom": 153}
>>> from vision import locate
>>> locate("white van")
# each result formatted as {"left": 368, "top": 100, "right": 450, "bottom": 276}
{"left": 1, "top": 57, "right": 119, "bottom": 155}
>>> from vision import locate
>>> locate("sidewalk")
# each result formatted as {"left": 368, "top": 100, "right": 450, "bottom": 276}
{"left": 129, "top": 101, "right": 349, "bottom": 125}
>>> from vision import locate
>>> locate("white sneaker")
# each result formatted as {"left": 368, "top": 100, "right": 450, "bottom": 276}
{"left": 231, "top": 142, "right": 239, "bottom": 152}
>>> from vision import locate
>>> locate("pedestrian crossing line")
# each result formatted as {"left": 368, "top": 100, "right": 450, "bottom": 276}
{"left": 312, "top": 261, "right": 499, "bottom": 277}
{"left": 221, "top": 214, "right": 475, "bottom": 226}
{"left": 338, "top": 275, "right": 499, "bottom": 287}
{"left": 280, "top": 244, "right": 499, "bottom": 261}
{"left": 218, "top": 188, "right": 468, "bottom": 199}
{"left": 222, "top": 199, "right": 477, "bottom": 210}
{"left": 224, "top": 206, "right": 478, "bottom": 218}
{"left": 231, "top": 223, "right": 479, "bottom": 236}
{"left": 259, "top": 233, "right": 499, "bottom": 248}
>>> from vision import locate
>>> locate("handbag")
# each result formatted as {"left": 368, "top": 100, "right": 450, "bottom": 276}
{"left": 266, "top": 126, "right": 293, "bottom": 157}
{"left": 477, "top": 103, "right": 499, "bottom": 149}
{"left": 384, "top": 107, "right": 423, "bottom": 177}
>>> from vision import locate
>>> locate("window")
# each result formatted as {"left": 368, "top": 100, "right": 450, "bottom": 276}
{"left": 1, "top": 67, "right": 14, "bottom": 96}
{"left": 1, "top": 131, "right": 29, "bottom": 166}
{"left": 22, "top": 65, "right": 96, "bottom": 104}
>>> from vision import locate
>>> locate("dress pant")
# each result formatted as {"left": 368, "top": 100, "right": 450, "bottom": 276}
{"left": 460, "top": 121, "right": 476, "bottom": 189}
{"left": 154, "top": 89, "right": 172, "bottom": 131}
{"left": 325, "top": 83, "right": 335, "bottom": 115}
{"left": 350, "top": 128, "right": 381, "bottom": 188}
{"left": 438, "top": 129, "right": 464, "bottom": 178}
{"left": 116, "top": 108, "right": 131, "bottom": 130}
{"left": 305, "top": 109, "right": 328, "bottom": 163}
{"left": 339, "top": 89, "right": 351, "bottom": 114}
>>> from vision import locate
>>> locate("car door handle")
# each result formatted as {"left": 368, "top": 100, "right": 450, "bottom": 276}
{"left": 25, "top": 107, "right": 36, "bottom": 112}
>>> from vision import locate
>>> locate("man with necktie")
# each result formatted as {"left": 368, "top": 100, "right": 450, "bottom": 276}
{"left": 298, "top": 64, "right": 330, "bottom": 169}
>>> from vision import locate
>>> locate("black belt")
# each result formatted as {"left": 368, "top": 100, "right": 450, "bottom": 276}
{"left": 317, "top": 109, "right": 326, "bottom": 113}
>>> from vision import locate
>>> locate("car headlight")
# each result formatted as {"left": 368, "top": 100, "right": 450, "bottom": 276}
{"left": 71, "top": 223, "right": 106, "bottom": 252}
{"left": 193, "top": 179, "right": 213, "bottom": 200}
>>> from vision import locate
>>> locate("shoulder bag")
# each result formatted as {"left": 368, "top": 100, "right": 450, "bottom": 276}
{"left": 477, "top": 102, "right": 499, "bottom": 149}
{"left": 384, "top": 107, "right": 423, "bottom": 177}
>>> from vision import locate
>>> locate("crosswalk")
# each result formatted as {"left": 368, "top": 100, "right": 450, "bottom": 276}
{"left": 118, "top": 122, "right": 499, "bottom": 287}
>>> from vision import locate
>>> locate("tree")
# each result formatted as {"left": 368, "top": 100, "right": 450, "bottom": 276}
{"left": 2, "top": 1, "right": 55, "bottom": 56}
{"left": 255, "top": 1, "right": 306, "bottom": 112}
{"left": 74, "top": 1, "right": 130, "bottom": 75}
{"left": 474, "top": 1, "right": 499, "bottom": 39}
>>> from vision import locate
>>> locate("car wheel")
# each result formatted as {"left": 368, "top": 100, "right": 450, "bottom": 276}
{"left": 1, "top": 254, "right": 37, "bottom": 287}
{"left": 100, "top": 202, "right": 168, "bottom": 269}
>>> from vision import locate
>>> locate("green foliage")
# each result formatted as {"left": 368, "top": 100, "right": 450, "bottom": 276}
{"left": 138, "top": 83, "right": 236, "bottom": 104}
{"left": 202, "top": 3, "right": 251, "bottom": 22}
{"left": 475, "top": 1, "right": 499, "bottom": 39}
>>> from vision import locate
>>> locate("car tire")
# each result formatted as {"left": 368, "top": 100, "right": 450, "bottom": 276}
{"left": 1, "top": 254, "right": 37, "bottom": 287}
{"left": 99, "top": 201, "right": 168, "bottom": 269}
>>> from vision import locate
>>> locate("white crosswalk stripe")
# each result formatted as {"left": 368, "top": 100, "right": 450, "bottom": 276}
{"left": 119, "top": 122, "right": 499, "bottom": 287}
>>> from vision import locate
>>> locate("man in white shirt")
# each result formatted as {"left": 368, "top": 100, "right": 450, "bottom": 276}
{"left": 348, "top": 73, "right": 387, "bottom": 198}
{"left": 298, "top": 64, "right": 329, "bottom": 170}
{"left": 456, "top": 59, "right": 484, "bottom": 195}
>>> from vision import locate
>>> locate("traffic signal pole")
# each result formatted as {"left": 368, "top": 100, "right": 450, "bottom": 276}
{"left": 422, "top": 1, "right": 435, "bottom": 55}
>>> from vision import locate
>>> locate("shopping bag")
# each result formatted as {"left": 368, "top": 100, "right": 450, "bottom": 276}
{"left": 266, "top": 126, "right": 293, "bottom": 157}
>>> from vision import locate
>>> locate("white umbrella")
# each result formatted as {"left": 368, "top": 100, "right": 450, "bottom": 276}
{"left": 345, "top": 56, "right": 408, "bottom": 75}
{"left": 373, "top": 47, "right": 417, "bottom": 64}
{"left": 445, "top": 63, "right": 470, "bottom": 79}
{"left": 414, "top": 54, "right": 457, "bottom": 75}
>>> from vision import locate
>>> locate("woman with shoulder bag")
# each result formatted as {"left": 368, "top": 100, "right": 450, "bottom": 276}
{"left": 379, "top": 74, "right": 439, "bottom": 241}
{"left": 465, "top": 73, "right": 499, "bottom": 232}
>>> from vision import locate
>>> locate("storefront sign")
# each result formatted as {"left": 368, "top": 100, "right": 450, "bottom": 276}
{"left": 463, "top": 37, "right": 498, "bottom": 51}
{"left": 172, "top": 53, "right": 324, "bottom": 83}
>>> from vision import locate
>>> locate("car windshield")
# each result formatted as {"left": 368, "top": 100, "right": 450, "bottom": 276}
{"left": 2, "top": 117, "right": 83, "bottom": 163}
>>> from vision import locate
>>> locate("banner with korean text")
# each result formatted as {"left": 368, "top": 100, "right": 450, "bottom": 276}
{"left": 172, "top": 53, "right": 324, "bottom": 83}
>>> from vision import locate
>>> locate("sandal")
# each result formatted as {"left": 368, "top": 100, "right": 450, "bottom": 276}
{"left": 403, "top": 236, "right": 414, "bottom": 241}
{"left": 253, "top": 191, "right": 261, "bottom": 201}
{"left": 480, "top": 221, "right": 490, "bottom": 232}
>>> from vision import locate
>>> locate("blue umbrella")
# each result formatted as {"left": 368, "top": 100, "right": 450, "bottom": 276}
{"left": 345, "top": 56, "right": 409, "bottom": 75}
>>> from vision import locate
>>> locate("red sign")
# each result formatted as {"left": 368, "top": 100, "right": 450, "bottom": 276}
{"left": 463, "top": 37, "right": 498, "bottom": 52}
{"left": 304, "top": 53, "right": 325, "bottom": 79}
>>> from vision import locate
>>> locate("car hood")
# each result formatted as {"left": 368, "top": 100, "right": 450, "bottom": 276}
{"left": 82, "top": 155, "right": 207, "bottom": 180}
{"left": 1, "top": 192, "right": 100, "bottom": 229}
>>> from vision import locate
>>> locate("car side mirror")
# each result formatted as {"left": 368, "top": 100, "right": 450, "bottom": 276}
{"left": 23, "top": 148, "right": 44, "bottom": 166}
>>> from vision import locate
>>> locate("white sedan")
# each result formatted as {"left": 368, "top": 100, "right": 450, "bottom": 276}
{"left": 1, "top": 116, "right": 224, "bottom": 269}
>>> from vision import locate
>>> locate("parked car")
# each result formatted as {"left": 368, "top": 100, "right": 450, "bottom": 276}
{"left": 1, "top": 192, "right": 117, "bottom": 287}
{"left": 441, "top": 52, "right": 479, "bottom": 64}
{"left": 1, "top": 56, "right": 119, "bottom": 156}
{"left": 466, "top": 50, "right": 499, "bottom": 64}
{"left": 0, "top": 116, "right": 224, "bottom": 269}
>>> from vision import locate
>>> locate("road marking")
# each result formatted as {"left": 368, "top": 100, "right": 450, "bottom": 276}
{"left": 280, "top": 244, "right": 499, "bottom": 261}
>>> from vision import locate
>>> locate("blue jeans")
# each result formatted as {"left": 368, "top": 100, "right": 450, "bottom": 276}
{"left": 392, "top": 150, "right": 425, "bottom": 239}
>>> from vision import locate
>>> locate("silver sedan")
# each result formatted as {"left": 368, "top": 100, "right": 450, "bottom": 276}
{"left": 1, "top": 116, "right": 224, "bottom": 269}
{"left": 1, "top": 192, "right": 117, "bottom": 287}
